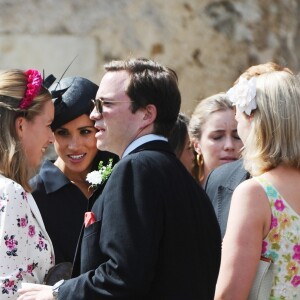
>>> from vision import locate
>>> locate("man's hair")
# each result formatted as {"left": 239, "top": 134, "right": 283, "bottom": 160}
{"left": 104, "top": 58, "right": 181, "bottom": 137}
{"left": 0, "top": 69, "right": 52, "bottom": 191}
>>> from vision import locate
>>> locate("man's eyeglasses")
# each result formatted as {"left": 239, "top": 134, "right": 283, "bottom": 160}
{"left": 91, "top": 98, "right": 133, "bottom": 114}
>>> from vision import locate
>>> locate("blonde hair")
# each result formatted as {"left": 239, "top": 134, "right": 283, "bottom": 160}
{"left": 188, "top": 93, "right": 233, "bottom": 181}
{"left": 0, "top": 69, "right": 52, "bottom": 191}
{"left": 237, "top": 63, "right": 300, "bottom": 175}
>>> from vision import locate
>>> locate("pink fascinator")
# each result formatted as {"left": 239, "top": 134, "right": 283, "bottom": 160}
{"left": 19, "top": 69, "right": 43, "bottom": 109}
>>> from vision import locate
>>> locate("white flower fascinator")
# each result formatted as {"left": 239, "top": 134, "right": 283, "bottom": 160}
{"left": 226, "top": 76, "right": 257, "bottom": 116}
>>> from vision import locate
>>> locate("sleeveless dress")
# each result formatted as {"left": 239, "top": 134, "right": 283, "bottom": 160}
{"left": 255, "top": 176, "right": 300, "bottom": 299}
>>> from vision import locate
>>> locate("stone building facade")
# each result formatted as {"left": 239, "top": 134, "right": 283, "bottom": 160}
{"left": 0, "top": 0, "right": 299, "bottom": 114}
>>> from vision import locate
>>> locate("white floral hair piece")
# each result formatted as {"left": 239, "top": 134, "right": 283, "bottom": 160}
{"left": 226, "top": 76, "right": 257, "bottom": 116}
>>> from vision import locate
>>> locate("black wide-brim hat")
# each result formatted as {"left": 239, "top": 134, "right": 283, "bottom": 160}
{"left": 50, "top": 76, "right": 98, "bottom": 130}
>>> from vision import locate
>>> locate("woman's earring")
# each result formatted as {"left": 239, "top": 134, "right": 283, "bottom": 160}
{"left": 196, "top": 153, "right": 204, "bottom": 167}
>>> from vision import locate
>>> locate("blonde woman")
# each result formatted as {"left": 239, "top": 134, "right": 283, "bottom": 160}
{"left": 0, "top": 69, "right": 55, "bottom": 299}
{"left": 189, "top": 93, "right": 243, "bottom": 186}
{"left": 215, "top": 62, "right": 300, "bottom": 299}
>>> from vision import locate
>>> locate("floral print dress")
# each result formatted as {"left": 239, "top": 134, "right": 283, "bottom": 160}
{"left": 0, "top": 175, "right": 54, "bottom": 299}
{"left": 255, "top": 176, "right": 300, "bottom": 299}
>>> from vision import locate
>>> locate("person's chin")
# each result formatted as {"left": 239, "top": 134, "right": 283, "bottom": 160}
{"left": 96, "top": 140, "right": 107, "bottom": 151}
{"left": 219, "top": 158, "right": 237, "bottom": 164}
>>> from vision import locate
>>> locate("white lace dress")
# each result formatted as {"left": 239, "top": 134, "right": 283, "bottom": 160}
{"left": 0, "top": 175, "right": 54, "bottom": 299}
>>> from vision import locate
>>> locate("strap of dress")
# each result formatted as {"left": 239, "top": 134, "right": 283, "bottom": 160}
{"left": 253, "top": 175, "right": 278, "bottom": 204}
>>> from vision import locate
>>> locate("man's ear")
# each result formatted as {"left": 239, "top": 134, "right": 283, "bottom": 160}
{"left": 142, "top": 104, "right": 157, "bottom": 124}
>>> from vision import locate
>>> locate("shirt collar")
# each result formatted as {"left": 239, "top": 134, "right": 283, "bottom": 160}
{"left": 122, "top": 134, "right": 168, "bottom": 158}
{"left": 35, "top": 160, "right": 70, "bottom": 193}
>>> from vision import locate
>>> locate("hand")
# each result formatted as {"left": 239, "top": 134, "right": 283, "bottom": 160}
{"left": 17, "top": 283, "right": 53, "bottom": 300}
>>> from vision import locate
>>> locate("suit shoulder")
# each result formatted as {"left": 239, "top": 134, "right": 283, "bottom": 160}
{"left": 121, "top": 149, "right": 173, "bottom": 167}
{"left": 212, "top": 160, "right": 243, "bottom": 176}
{"left": 205, "top": 160, "right": 246, "bottom": 190}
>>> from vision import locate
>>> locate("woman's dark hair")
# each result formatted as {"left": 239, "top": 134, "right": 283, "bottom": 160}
{"left": 168, "top": 113, "right": 190, "bottom": 157}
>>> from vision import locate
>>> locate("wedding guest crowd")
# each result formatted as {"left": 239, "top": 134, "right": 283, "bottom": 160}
{"left": 18, "top": 58, "right": 221, "bottom": 300}
{"left": 1, "top": 56, "right": 296, "bottom": 300}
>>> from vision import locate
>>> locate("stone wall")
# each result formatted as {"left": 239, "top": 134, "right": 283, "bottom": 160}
{"left": 0, "top": 0, "right": 299, "bottom": 114}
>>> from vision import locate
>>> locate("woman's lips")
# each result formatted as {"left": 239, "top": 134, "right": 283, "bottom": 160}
{"left": 220, "top": 157, "right": 237, "bottom": 163}
{"left": 68, "top": 153, "right": 86, "bottom": 163}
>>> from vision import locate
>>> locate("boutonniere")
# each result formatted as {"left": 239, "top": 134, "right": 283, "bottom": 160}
{"left": 86, "top": 159, "right": 114, "bottom": 189}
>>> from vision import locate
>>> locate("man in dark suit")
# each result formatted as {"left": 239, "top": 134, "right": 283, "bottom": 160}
{"left": 18, "top": 58, "right": 221, "bottom": 300}
{"left": 205, "top": 159, "right": 250, "bottom": 238}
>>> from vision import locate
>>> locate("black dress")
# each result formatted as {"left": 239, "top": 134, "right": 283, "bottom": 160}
{"left": 30, "top": 160, "right": 89, "bottom": 264}
{"left": 30, "top": 151, "right": 118, "bottom": 265}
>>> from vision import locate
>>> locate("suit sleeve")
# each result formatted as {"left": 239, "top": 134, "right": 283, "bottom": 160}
{"left": 59, "top": 156, "right": 164, "bottom": 299}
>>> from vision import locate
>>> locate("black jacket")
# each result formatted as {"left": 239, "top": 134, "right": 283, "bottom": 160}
{"left": 60, "top": 141, "right": 221, "bottom": 300}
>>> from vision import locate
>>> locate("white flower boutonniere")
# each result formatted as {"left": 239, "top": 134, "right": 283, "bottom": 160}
{"left": 226, "top": 76, "right": 257, "bottom": 116}
{"left": 86, "top": 158, "right": 114, "bottom": 189}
